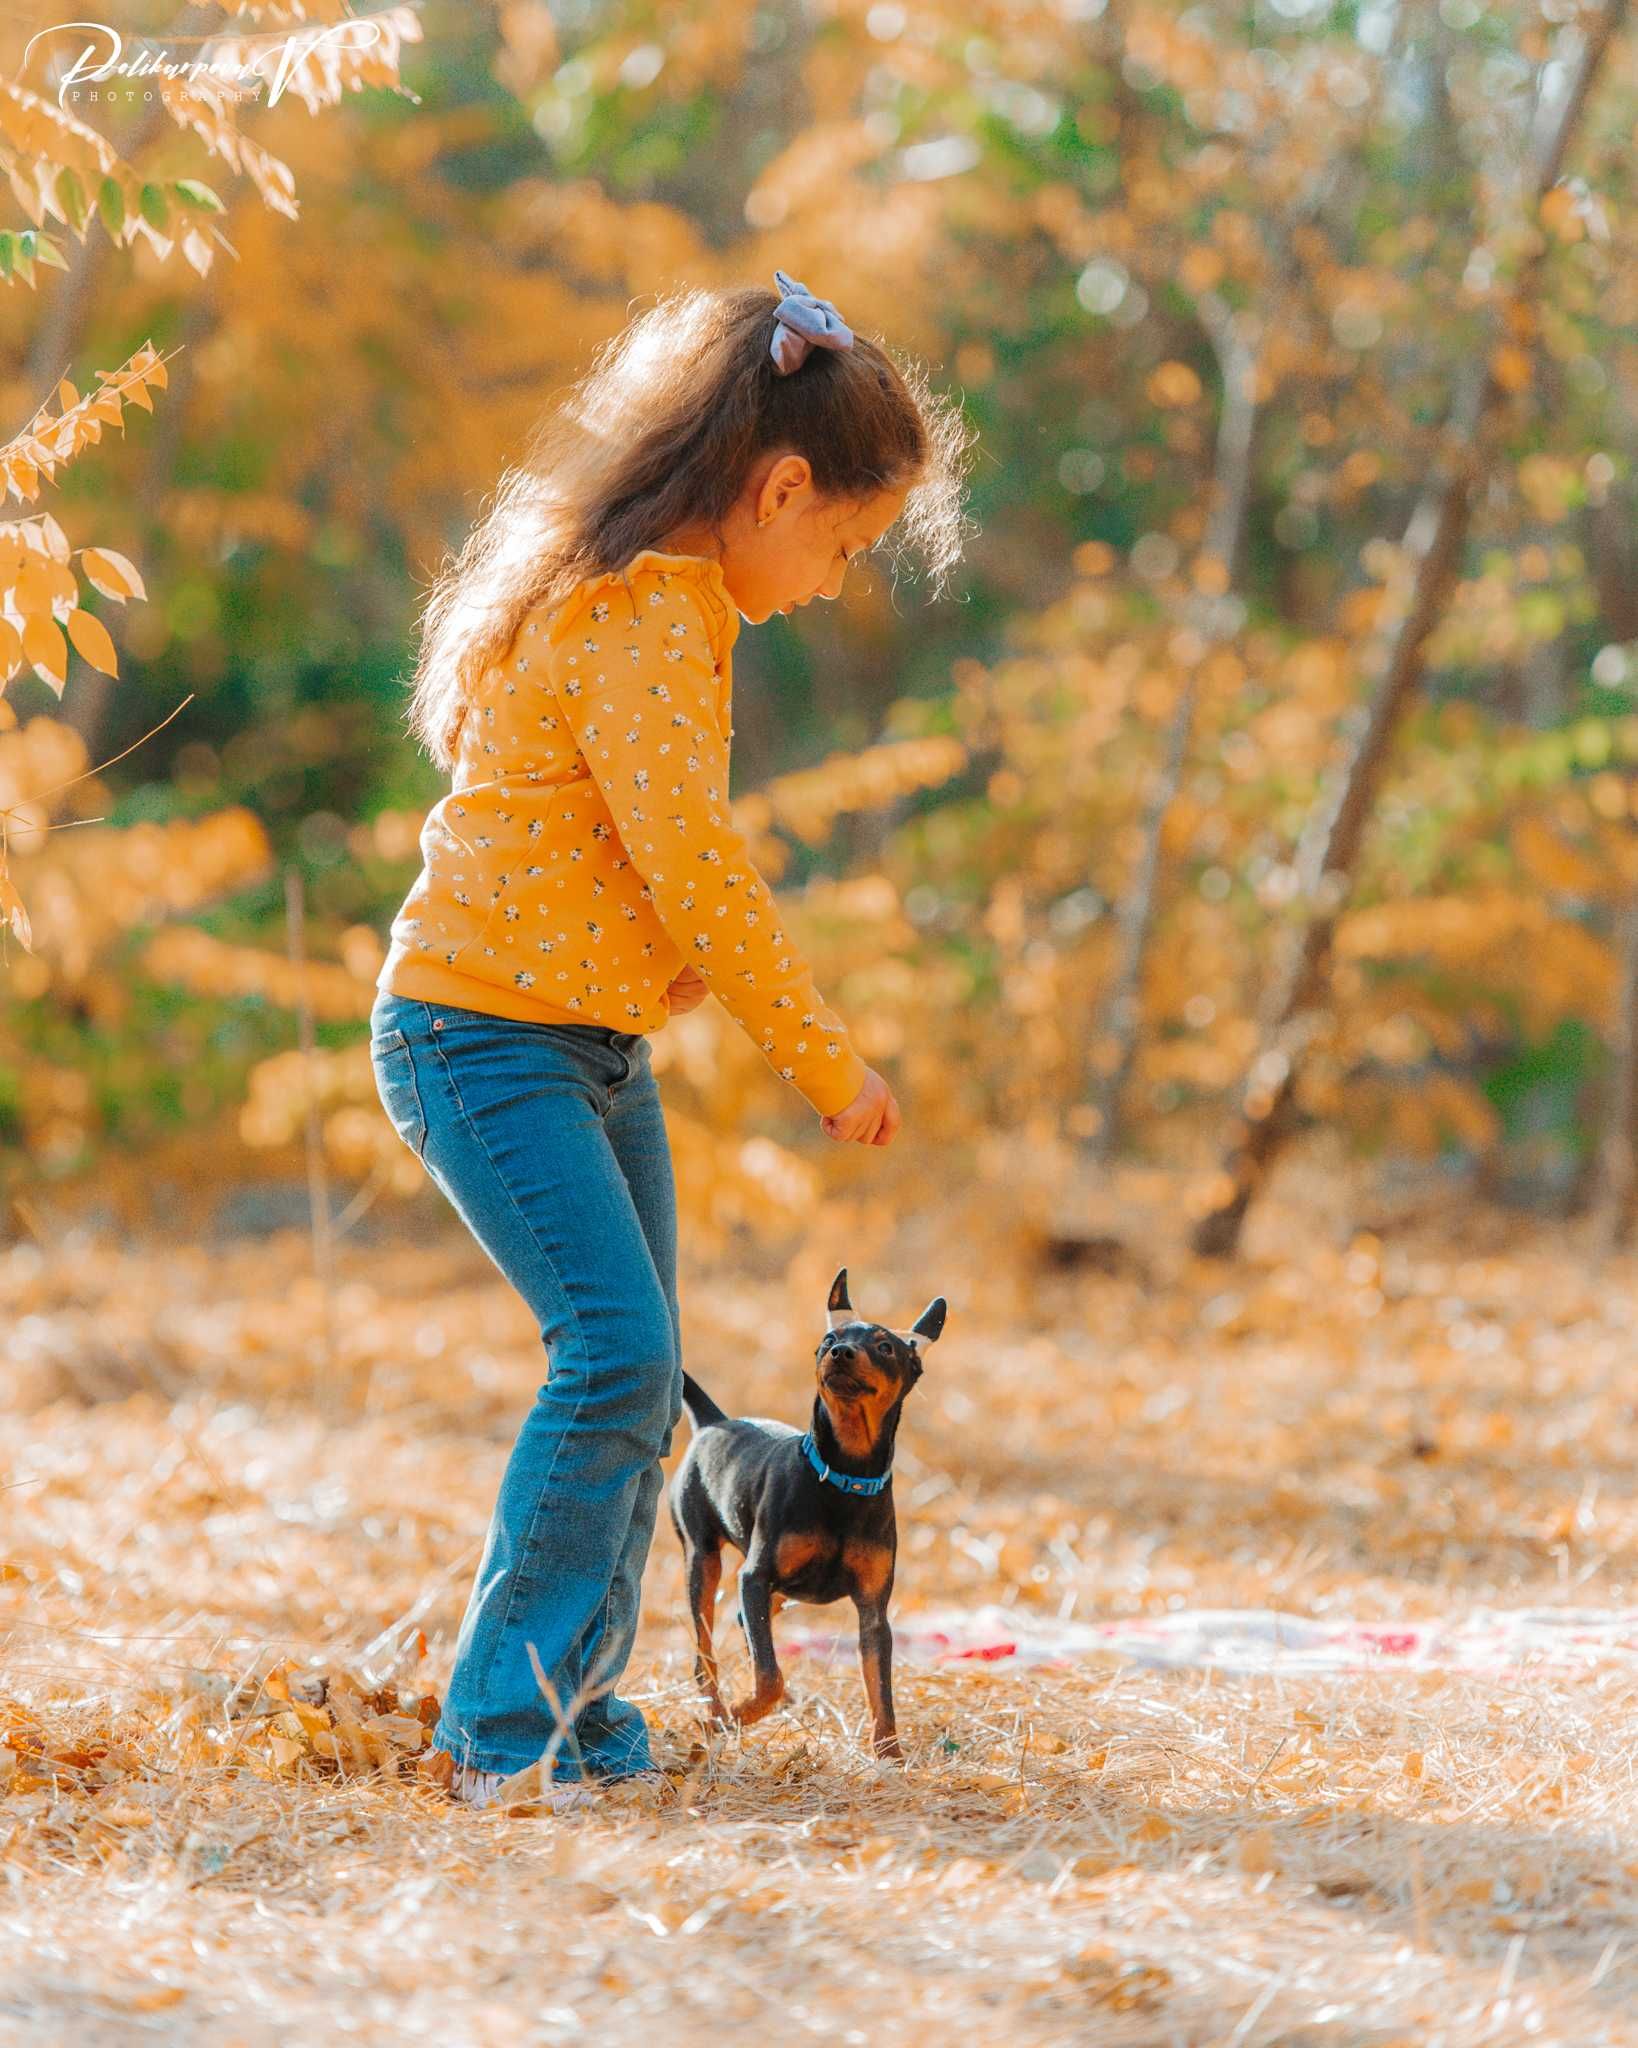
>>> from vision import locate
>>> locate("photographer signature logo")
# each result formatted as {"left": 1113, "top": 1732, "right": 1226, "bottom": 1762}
{"left": 22, "top": 16, "right": 392, "bottom": 108}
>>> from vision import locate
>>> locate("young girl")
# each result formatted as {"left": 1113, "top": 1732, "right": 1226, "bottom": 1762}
{"left": 368, "top": 270, "right": 970, "bottom": 1809}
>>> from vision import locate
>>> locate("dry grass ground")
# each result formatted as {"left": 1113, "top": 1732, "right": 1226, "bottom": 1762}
{"left": 4, "top": 1156, "right": 1638, "bottom": 2045}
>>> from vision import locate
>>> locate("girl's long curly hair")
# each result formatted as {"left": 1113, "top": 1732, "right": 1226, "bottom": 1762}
{"left": 403, "top": 280, "right": 976, "bottom": 773}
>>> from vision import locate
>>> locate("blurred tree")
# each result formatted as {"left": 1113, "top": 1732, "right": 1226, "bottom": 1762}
{"left": 1, "top": 0, "right": 420, "bottom": 1187}
{"left": 1193, "top": 0, "right": 1631, "bottom": 1256}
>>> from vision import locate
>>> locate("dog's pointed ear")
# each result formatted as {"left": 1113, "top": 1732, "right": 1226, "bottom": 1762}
{"left": 907, "top": 1297, "right": 946, "bottom": 1350}
{"left": 826, "top": 1265, "right": 853, "bottom": 1331}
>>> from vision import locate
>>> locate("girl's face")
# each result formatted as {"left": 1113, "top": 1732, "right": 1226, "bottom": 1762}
{"left": 665, "top": 452, "right": 912, "bottom": 626}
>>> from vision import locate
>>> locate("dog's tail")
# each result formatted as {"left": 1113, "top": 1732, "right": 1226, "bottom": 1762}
{"left": 680, "top": 1370, "right": 728, "bottom": 1429}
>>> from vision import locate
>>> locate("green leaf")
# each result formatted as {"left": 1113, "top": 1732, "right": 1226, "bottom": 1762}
{"left": 138, "top": 182, "right": 170, "bottom": 231}
{"left": 170, "top": 178, "right": 225, "bottom": 214}
{"left": 13, "top": 231, "right": 35, "bottom": 287}
{"left": 0, "top": 233, "right": 13, "bottom": 283}
{"left": 33, "top": 232, "right": 68, "bottom": 273}
{"left": 54, "top": 164, "right": 88, "bottom": 234}
{"left": 96, "top": 175, "right": 125, "bottom": 239}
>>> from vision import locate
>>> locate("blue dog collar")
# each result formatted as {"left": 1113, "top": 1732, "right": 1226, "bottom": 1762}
{"left": 799, "top": 1432, "right": 891, "bottom": 1497}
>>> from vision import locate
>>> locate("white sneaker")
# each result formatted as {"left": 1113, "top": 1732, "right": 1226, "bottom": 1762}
{"left": 448, "top": 1764, "right": 509, "bottom": 1809}
{"left": 443, "top": 1751, "right": 674, "bottom": 1811}
{"left": 451, "top": 1760, "right": 602, "bottom": 1812}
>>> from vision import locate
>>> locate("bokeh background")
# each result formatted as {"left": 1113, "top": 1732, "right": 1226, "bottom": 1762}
{"left": 6, "top": 0, "right": 1638, "bottom": 1257}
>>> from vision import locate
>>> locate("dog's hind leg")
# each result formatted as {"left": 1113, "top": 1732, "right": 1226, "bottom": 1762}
{"left": 685, "top": 1541, "right": 729, "bottom": 1725}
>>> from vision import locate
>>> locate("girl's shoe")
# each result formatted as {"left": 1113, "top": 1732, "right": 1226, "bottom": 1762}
{"left": 425, "top": 1746, "right": 672, "bottom": 1811}
{"left": 419, "top": 1748, "right": 593, "bottom": 1812}
{"left": 454, "top": 1759, "right": 603, "bottom": 1812}
{"left": 448, "top": 1763, "right": 512, "bottom": 1809}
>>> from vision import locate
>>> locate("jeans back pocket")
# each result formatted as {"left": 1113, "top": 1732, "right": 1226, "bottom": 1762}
{"left": 371, "top": 1027, "right": 429, "bottom": 1162}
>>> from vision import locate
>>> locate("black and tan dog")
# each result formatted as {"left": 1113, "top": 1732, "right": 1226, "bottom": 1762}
{"left": 669, "top": 1267, "right": 946, "bottom": 1759}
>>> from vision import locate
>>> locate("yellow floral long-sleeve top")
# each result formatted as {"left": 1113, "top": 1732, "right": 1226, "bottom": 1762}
{"left": 376, "top": 548, "right": 870, "bottom": 1118}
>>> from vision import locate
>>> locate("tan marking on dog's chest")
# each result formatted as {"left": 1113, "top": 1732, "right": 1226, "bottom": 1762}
{"left": 842, "top": 1538, "right": 893, "bottom": 1599}
{"left": 774, "top": 1530, "right": 829, "bottom": 1580}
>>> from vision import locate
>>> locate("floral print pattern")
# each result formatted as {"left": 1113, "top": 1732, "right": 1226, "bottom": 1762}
{"left": 376, "top": 550, "right": 868, "bottom": 1118}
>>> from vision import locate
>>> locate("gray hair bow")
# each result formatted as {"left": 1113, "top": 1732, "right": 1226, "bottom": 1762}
{"left": 769, "top": 268, "right": 854, "bottom": 375}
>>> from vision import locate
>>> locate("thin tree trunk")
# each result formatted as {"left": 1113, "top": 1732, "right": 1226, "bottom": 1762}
{"left": 1583, "top": 485, "right": 1638, "bottom": 642}
{"left": 1084, "top": 294, "right": 1260, "bottom": 1159}
{"left": 1598, "top": 888, "right": 1638, "bottom": 1253}
{"left": 65, "top": 296, "right": 217, "bottom": 762}
{"left": 1191, "top": 0, "right": 1629, "bottom": 1258}
{"left": 284, "top": 866, "right": 336, "bottom": 1408}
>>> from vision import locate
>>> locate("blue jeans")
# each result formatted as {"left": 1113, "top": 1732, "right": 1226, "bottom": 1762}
{"left": 368, "top": 990, "right": 682, "bottom": 1782}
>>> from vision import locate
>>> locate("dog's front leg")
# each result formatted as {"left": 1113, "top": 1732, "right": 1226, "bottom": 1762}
{"left": 729, "top": 1571, "right": 785, "bottom": 1728}
{"left": 856, "top": 1598, "right": 902, "bottom": 1759}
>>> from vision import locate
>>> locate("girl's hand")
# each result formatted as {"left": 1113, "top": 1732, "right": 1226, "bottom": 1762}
{"left": 820, "top": 1066, "right": 900, "bottom": 1146}
{"left": 665, "top": 965, "right": 711, "bottom": 1017}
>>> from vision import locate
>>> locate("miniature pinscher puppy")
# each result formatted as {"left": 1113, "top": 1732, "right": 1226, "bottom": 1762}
{"left": 669, "top": 1266, "right": 947, "bottom": 1760}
